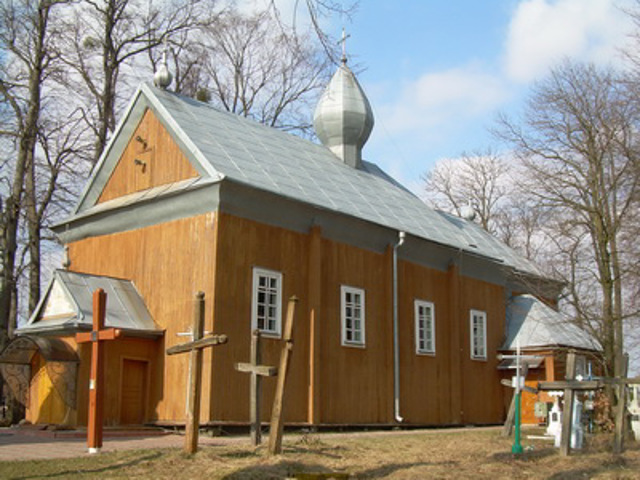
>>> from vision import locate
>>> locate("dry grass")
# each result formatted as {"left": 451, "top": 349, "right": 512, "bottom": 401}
{"left": 1, "top": 427, "right": 639, "bottom": 479}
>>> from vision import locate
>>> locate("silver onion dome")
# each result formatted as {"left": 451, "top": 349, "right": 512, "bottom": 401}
{"left": 313, "top": 60, "right": 374, "bottom": 169}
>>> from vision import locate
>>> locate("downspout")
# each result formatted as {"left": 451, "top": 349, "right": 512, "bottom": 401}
{"left": 392, "top": 231, "right": 406, "bottom": 423}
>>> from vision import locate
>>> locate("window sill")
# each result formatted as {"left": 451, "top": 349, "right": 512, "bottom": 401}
{"left": 416, "top": 351, "right": 436, "bottom": 357}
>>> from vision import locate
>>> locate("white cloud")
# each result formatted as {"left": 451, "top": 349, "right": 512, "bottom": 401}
{"left": 376, "top": 64, "right": 509, "bottom": 134}
{"left": 505, "top": 0, "right": 634, "bottom": 83}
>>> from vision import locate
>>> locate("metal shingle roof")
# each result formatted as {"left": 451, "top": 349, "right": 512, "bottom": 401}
{"left": 502, "top": 295, "right": 599, "bottom": 351}
{"left": 18, "top": 270, "right": 161, "bottom": 336}
{"left": 130, "top": 84, "right": 545, "bottom": 277}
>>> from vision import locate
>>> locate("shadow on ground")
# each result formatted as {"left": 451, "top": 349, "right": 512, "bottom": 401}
{"left": 491, "top": 447, "right": 557, "bottom": 463}
{"left": 6, "top": 451, "right": 162, "bottom": 479}
{"left": 222, "top": 459, "right": 459, "bottom": 479}
{"left": 545, "top": 455, "right": 629, "bottom": 480}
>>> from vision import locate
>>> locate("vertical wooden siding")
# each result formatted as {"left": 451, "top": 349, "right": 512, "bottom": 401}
{"left": 68, "top": 209, "right": 507, "bottom": 426}
{"left": 213, "top": 213, "right": 506, "bottom": 425}
{"left": 97, "top": 109, "right": 198, "bottom": 203}
{"left": 62, "top": 336, "right": 158, "bottom": 427}
{"left": 211, "top": 213, "right": 311, "bottom": 423}
{"left": 27, "top": 354, "right": 68, "bottom": 424}
{"left": 67, "top": 212, "right": 219, "bottom": 424}
{"left": 316, "top": 240, "right": 393, "bottom": 424}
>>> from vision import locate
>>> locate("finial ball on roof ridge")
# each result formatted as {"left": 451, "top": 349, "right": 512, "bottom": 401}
{"left": 460, "top": 204, "right": 476, "bottom": 221}
{"left": 154, "top": 48, "right": 173, "bottom": 89}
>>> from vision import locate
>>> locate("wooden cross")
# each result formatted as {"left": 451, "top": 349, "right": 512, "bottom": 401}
{"left": 538, "top": 351, "right": 640, "bottom": 456}
{"left": 166, "top": 292, "right": 228, "bottom": 454}
{"left": 268, "top": 295, "right": 298, "bottom": 455}
{"left": 235, "top": 330, "right": 278, "bottom": 446}
{"left": 75, "top": 289, "right": 122, "bottom": 454}
{"left": 538, "top": 351, "right": 583, "bottom": 456}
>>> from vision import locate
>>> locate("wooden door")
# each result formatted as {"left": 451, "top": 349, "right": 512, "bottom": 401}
{"left": 28, "top": 354, "right": 67, "bottom": 424}
{"left": 120, "top": 359, "right": 148, "bottom": 425}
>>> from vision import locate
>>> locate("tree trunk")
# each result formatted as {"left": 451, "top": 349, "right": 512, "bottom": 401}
{"left": 0, "top": 1, "right": 50, "bottom": 334}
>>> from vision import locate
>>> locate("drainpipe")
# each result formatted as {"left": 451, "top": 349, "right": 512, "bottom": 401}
{"left": 392, "top": 231, "right": 406, "bottom": 423}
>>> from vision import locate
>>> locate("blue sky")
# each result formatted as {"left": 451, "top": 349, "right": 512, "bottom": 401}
{"left": 315, "top": 0, "right": 636, "bottom": 192}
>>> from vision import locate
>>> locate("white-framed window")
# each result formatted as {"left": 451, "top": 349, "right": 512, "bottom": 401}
{"left": 470, "top": 309, "right": 487, "bottom": 360}
{"left": 414, "top": 300, "right": 435, "bottom": 355}
{"left": 341, "top": 285, "right": 365, "bottom": 347}
{"left": 252, "top": 267, "right": 282, "bottom": 337}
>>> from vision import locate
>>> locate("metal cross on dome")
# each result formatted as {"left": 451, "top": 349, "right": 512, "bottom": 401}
{"left": 339, "top": 28, "right": 351, "bottom": 63}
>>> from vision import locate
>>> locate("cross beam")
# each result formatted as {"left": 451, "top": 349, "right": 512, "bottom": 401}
{"left": 75, "top": 289, "right": 122, "bottom": 454}
{"left": 166, "top": 292, "right": 228, "bottom": 454}
{"left": 538, "top": 380, "right": 602, "bottom": 391}
{"left": 536, "top": 352, "right": 635, "bottom": 456}
{"left": 167, "top": 334, "right": 227, "bottom": 355}
{"left": 235, "top": 329, "right": 278, "bottom": 445}
{"left": 501, "top": 378, "right": 538, "bottom": 395}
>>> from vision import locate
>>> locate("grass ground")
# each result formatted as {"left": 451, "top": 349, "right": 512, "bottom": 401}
{"left": 0, "top": 428, "right": 639, "bottom": 479}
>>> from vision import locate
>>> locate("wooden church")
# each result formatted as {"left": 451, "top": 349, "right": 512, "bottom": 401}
{"left": 0, "top": 55, "right": 597, "bottom": 429}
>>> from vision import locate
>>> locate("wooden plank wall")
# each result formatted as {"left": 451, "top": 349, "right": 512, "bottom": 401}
{"left": 211, "top": 213, "right": 311, "bottom": 423}
{"left": 67, "top": 212, "right": 219, "bottom": 424}
{"left": 97, "top": 108, "right": 198, "bottom": 203}
{"left": 458, "top": 277, "right": 506, "bottom": 424}
{"left": 213, "top": 212, "right": 507, "bottom": 425}
{"left": 67, "top": 209, "right": 509, "bottom": 426}
{"left": 316, "top": 238, "right": 393, "bottom": 424}
{"left": 47, "top": 336, "right": 159, "bottom": 426}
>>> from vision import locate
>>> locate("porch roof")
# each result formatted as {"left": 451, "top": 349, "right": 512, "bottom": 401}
{"left": 16, "top": 270, "right": 162, "bottom": 338}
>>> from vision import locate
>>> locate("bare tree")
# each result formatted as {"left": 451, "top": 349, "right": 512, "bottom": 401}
{"left": 496, "top": 61, "right": 640, "bottom": 380}
{"left": 0, "top": 0, "right": 65, "bottom": 347}
{"left": 165, "top": 8, "right": 332, "bottom": 136}
{"left": 422, "top": 150, "right": 512, "bottom": 231}
{"left": 54, "top": 0, "right": 216, "bottom": 164}
{"left": 268, "top": 0, "right": 357, "bottom": 65}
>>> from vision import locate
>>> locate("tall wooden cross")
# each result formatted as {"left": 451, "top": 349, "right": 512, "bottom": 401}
{"left": 166, "top": 292, "right": 228, "bottom": 454}
{"left": 235, "top": 330, "right": 277, "bottom": 445}
{"left": 268, "top": 296, "right": 298, "bottom": 455}
{"left": 75, "top": 288, "right": 122, "bottom": 454}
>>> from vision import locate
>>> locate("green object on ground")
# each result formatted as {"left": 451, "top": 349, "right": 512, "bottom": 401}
{"left": 512, "top": 391, "right": 524, "bottom": 454}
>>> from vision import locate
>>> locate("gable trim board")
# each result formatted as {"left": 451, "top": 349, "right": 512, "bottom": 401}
{"left": 54, "top": 177, "right": 220, "bottom": 243}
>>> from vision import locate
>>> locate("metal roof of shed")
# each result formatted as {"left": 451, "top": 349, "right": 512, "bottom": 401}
{"left": 502, "top": 295, "right": 600, "bottom": 351}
